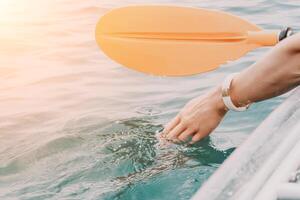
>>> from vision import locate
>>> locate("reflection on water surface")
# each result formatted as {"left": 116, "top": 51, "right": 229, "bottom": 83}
{"left": 1, "top": 0, "right": 298, "bottom": 199}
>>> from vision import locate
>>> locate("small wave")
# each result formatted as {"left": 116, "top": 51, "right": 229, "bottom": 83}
{"left": 0, "top": 136, "right": 83, "bottom": 176}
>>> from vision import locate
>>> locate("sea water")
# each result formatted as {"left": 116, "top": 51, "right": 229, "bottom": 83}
{"left": 0, "top": 0, "right": 299, "bottom": 199}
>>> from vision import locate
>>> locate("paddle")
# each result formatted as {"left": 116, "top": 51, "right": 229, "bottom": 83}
{"left": 95, "top": 5, "right": 292, "bottom": 76}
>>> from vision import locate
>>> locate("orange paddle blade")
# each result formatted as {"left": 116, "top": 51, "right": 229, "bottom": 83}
{"left": 95, "top": 5, "right": 279, "bottom": 76}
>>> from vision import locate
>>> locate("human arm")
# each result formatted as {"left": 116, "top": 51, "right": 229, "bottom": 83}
{"left": 163, "top": 33, "right": 300, "bottom": 144}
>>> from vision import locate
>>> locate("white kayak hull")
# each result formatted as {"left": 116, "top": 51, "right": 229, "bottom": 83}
{"left": 192, "top": 87, "right": 300, "bottom": 200}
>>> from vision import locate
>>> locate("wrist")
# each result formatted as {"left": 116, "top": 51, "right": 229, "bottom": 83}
{"left": 210, "top": 86, "right": 229, "bottom": 115}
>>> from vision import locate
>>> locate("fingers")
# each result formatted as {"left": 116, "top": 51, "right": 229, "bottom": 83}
{"left": 190, "top": 132, "right": 206, "bottom": 144}
{"left": 163, "top": 115, "right": 211, "bottom": 144}
{"left": 163, "top": 115, "right": 180, "bottom": 134}
{"left": 166, "top": 123, "right": 185, "bottom": 140}
{"left": 163, "top": 116, "right": 201, "bottom": 143}
{"left": 178, "top": 128, "right": 196, "bottom": 142}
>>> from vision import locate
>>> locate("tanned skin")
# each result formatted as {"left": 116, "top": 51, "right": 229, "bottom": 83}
{"left": 163, "top": 33, "right": 300, "bottom": 144}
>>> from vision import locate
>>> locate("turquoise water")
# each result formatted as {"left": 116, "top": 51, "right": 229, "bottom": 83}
{"left": 0, "top": 0, "right": 299, "bottom": 199}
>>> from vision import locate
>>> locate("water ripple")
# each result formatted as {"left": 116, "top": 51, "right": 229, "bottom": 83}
{"left": 0, "top": 0, "right": 293, "bottom": 199}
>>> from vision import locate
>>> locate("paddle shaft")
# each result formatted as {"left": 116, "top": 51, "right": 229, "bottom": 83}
{"left": 248, "top": 28, "right": 293, "bottom": 46}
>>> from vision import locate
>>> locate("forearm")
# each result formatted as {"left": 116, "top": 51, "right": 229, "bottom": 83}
{"left": 163, "top": 33, "right": 300, "bottom": 144}
{"left": 231, "top": 33, "right": 300, "bottom": 106}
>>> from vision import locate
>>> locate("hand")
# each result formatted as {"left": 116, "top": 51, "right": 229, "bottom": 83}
{"left": 162, "top": 86, "right": 228, "bottom": 144}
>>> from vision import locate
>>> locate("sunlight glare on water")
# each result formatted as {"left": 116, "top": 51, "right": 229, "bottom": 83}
{"left": 0, "top": 0, "right": 299, "bottom": 199}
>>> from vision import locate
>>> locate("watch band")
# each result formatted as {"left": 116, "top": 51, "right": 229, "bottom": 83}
{"left": 221, "top": 73, "right": 250, "bottom": 112}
